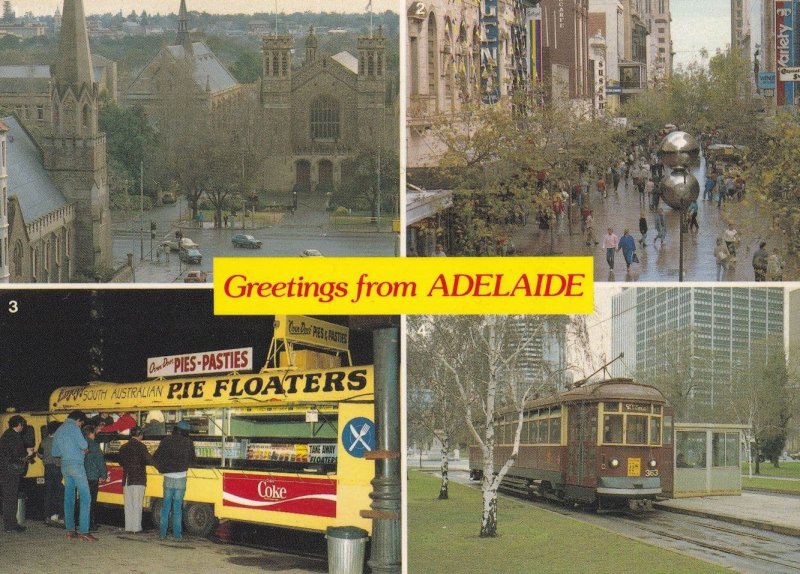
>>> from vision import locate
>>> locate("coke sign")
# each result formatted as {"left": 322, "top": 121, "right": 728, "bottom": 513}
{"left": 222, "top": 473, "right": 336, "bottom": 517}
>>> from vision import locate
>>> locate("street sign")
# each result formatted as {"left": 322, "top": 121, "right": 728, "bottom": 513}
{"left": 758, "top": 71, "right": 776, "bottom": 89}
{"left": 779, "top": 67, "right": 800, "bottom": 81}
{"left": 606, "top": 86, "right": 622, "bottom": 95}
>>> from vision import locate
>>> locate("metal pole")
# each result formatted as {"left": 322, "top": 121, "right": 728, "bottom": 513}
{"left": 139, "top": 161, "right": 144, "bottom": 261}
{"left": 364, "top": 327, "right": 401, "bottom": 574}
{"left": 679, "top": 210, "right": 684, "bottom": 282}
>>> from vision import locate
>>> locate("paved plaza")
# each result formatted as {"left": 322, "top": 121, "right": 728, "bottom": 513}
{"left": 512, "top": 158, "right": 769, "bottom": 282}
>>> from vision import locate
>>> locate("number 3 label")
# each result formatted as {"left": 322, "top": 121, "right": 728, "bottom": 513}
{"left": 8, "top": 300, "right": 18, "bottom": 313}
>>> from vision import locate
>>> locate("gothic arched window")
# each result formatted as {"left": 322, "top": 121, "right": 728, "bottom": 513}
{"left": 310, "top": 96, "right": 340, "bottom": 141}
{"left": 13, "top": 240, "right": 22, "bottom": 277}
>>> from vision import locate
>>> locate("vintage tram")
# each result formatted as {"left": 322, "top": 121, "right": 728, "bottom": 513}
{"left": 469, "top": 378, "right": 674, "bottom": 511}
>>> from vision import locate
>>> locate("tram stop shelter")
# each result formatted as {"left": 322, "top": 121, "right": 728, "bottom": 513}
{"left": 671, "top": 423, "right": 750, "bottom": 498}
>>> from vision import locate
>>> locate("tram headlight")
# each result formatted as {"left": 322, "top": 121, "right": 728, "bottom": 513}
{"left": 649, "top": 459, "right": 657, "bottom": 468}
{"left": 609, "top": 457, "right": 620, "bottom": 468}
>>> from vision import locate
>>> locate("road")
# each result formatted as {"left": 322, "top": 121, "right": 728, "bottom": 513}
{"left": 512, "top": 154, "right": 766, "bottom": 282}
{"left": 111, "top": 195, "right": 399, "bottom": 283}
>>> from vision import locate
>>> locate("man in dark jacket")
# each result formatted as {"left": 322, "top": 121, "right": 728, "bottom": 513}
{"left": 0, "top": 415, "right": 28, "bottom": 532}
{"left": 153, "top": 420, "right": 196, "bottom": 541}
{"left": 118, "top": 426, "right": 154, "bottom": 533}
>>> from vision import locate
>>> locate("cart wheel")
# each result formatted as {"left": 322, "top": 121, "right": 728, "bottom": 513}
{"left": 150, "top": 499, "right": 163, "bottom": 530}
{"left": 183, "top": 502, "right": 218, "bottom": 537}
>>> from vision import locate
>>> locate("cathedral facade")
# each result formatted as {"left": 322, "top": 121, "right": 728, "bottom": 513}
{"left": 2, "top": 0, "right": 111, "bottom": 282}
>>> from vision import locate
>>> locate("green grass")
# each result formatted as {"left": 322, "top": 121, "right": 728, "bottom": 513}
{"left": 742, "top": 476, "right": 800, "bottom": 494}
{"left": 741, "top": 460, "right": 800, "bottom": 478}
{"left": 408, "top": 472, "right": 729, "bottom": 574}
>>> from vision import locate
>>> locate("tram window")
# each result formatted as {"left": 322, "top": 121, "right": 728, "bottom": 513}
{"left": 649, "top": 417, "right": 662, "bottom": 445}
{"left": 626, "top": 415, "right": 648, "bottom": 445}
{"left": 604, "top": 402, "right": 620, "bottom": 413}
{"left": 603, "top": 415, "right": 623, "bottom": 443}
{"left": 550, "top": 416, "right": 561, "bottom": 444}
{"left": 652, "top": 405, "right": 662, "bottom": 415}
{"left": 663, "top": 416, "right": 674, "bottom": 444}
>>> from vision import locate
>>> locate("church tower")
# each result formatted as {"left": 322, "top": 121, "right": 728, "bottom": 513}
{"left": 176, "top": 0, "right": 192, "bottom": 53}
{"left": 43, "top": 0, "right": 112, "bottom": 276}
{"left": 304, "top": 26, "right": 318, "bottom": 65}
{"left": 260, "top": 33, "right": 293, "bottom": 143}
{"left": 357, "top": 26, "right": 387, "bottom": 148}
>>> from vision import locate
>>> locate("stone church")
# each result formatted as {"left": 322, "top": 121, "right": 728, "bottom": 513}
{"left": 123, "top": 0, "right": 395, "bottom": 197}
{"left": 259, "top": 26, "right": 392, "bottom": 195}
{"left": 1, "top": 0, "right": 112, "bottom": 282}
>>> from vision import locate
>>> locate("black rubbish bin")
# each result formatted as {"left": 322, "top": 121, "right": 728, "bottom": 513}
{"left": 326, "top": 526, "right": 368, "bottom": 574}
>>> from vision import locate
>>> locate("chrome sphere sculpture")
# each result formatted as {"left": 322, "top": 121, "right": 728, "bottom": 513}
{"left": 658, "top": 130, "right": 700, "bottom": 169}
{"left": 660, "top": 166, "right": 700, "bottom": 210}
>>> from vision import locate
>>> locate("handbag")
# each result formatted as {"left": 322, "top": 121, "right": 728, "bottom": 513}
{"left": 632, "top": 253, "right": 640, "bottom": 263}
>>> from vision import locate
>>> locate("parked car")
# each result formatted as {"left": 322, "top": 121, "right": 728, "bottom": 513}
{"left": 161, "top": 192, "right": 176, "bottom": 204}
{"left": 232, "top": 234, "right": 262, "bottom": 249}
{"left": 161, "top": 237, "right": 199, "bottom": 251}
{"left": 184, "top": 270, "right": 208, "bottom": 283}
{"left": 179, "top": 248, "right": 202, "bottom": 264}
{"left": 301, "top": 249, "right": 324, "bottom": 257}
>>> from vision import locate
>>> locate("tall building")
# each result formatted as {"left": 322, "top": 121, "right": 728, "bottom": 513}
{"left": 611, "top": 287, "right": 785, "bottom": 420}
{"left": 508, "top": 316, "right": 570, "bottom": 391}
{"left": 636, "top": 0, "right": 672, "bottom": 82}
{"left": 588, "top": 0, "right": 625, "bottom": 111}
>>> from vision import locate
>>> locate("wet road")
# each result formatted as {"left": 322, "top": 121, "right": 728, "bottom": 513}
{"left": 111, "top": 195, "right": 398, "bottom": 283}
{"left": 513, "top": 156, "right": 766, "bottom": 282}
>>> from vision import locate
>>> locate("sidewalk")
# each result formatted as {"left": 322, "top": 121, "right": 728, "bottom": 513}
{"left": 655, "top": 491, "right": 800, "bottom": 537}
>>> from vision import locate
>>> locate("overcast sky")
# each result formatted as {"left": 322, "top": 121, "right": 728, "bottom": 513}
{"left": 671, "top": 0, "right": 764, "bottom": 70}
{"left": 12, "top": 0, "right": 396, "bottom": 16}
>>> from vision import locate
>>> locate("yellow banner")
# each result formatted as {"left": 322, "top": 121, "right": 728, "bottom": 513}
{"left": 49, "top": 366, "right": 374, "bottom": 411}
{"left": 274, "top": 315, "right": 350, "bottom": 353}
{"left": 214, "top": 257, "right": 593, "bottom": 315}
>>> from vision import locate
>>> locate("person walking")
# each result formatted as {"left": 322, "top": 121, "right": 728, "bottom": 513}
{"left": 704, "top": 174, "right": 716, "bottom": 201}
{"left": 118, "top": 426, "right": 154, "bottom": 533}
{"left": 752, "top": 241, "right": 769, "bottom": 281}
{"left": 83, "top": 425, "right": 107, "bottom": 533}
{"left": 153, "top": 420, "right": 196, "bottom": 541}
{"left": 0, "top": 415, "right": 28, "bottom": 533}
{"left": 38, "top": 421, "right": 64, "bottom": 526}
{"left": 687, "top": 200, "right": 699, "bottom": 232}
{"left": 638, "top": 212, "right": 648, "bottom": 247}
{"left": 723, "top": 222, "right": 739, "bottom": 262}
{"left": 716, "top": 172, "right": 726, "bottom": 208}
{"left": 713, "top": 237, "right": 730, "bottom": 281}
{"left": 52, "top": 410, "right": 96, "bottom": 541}
{"left": 654, "top": 209, "right": 667, "bottom": 247}
{"left": 602, "top": 228, "right": 619, "bottom": 270}
{"left": 584, "top": 211, "right": 597, "bottom": 247}
{"left": 618, "top": 229, "right": 637, "bottom": 271}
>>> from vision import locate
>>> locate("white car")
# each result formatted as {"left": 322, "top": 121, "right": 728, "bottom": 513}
{"left": 161, "top": 237, "right": 199, "bottom": 251}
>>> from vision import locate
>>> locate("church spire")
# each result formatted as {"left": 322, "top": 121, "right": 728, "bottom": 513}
{"left": 176, "top": 0, "right": 189, "bottom": 47}
{"left": 52, "top": 0, "right": 94, "bottom": 93}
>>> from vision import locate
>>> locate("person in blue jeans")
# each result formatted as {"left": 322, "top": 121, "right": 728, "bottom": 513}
{"left": 153, "top": 420, "right": 196, "bottom": 541}
{"left": 52, "top": 410, "right": 96, "bottom": 541}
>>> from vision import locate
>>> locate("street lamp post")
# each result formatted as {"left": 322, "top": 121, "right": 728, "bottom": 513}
{"left": 658, "top": 131, "right": 700, "bottom": 282}
{"left": 139, "top": 161, "right": 144, "bottom": 261}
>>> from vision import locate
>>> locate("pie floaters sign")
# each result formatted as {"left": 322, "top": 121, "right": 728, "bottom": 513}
{"left": 213, "top": 257, "right": 593, "bottom": 315}
{"left": 49, "top": 366, "right": 374, "bottom": 410}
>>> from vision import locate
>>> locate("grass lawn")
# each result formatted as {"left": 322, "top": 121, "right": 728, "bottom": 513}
{"left": 742, "top": 476, "right": 800, "bottom": 494}
{"left": 408, "top": 472, "right": 728, "bottom": 574}
{"left": 741, "top": 460, "right": 800, "bottom": 478}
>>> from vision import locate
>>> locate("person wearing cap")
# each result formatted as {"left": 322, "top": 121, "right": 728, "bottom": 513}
{"left": 153, "top": 420, "right": 196, "bottom": 541}
{"left": 117, "top": 426, "right": 154, "bottom": 533}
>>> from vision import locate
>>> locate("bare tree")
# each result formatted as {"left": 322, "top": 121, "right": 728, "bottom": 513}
{"left": 407, "top": 315, "right": 576, "bottom": 537}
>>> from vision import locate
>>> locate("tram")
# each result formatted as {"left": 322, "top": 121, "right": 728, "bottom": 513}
{"left": 469, "top": 378, "right": 674, "bottom": 511}
{"left": 3, "top": 316, "right": 376, "bottom": 535}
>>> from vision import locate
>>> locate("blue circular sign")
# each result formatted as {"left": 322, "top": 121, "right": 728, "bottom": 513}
{"left": 341, "top": 417, "right": 375, "bottom": 458}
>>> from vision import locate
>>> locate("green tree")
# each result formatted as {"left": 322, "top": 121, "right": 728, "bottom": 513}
{"left": 99, "top": 102, "right": 158, "bottom": 196}
{"left": 337, "top": 148, "right": 399, "bottom": 217}
{"left": 231, "top": 50, "right": 262, "bottom": 84}
{"left": 2, "top": 1, "right": 14, "bottom": 23}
